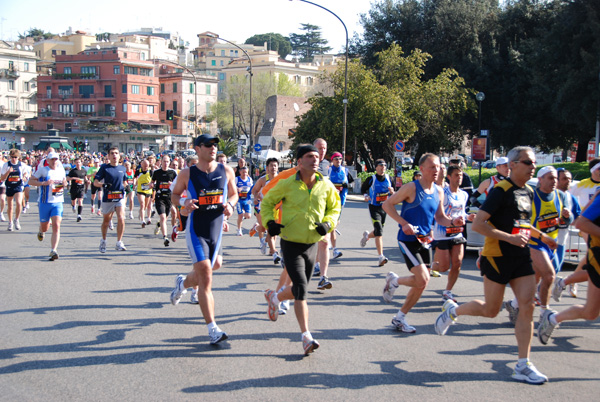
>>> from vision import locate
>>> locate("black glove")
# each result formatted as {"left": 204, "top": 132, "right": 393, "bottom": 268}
{"left": 315, "top": 222, "right": 331, "bottom": 236}
{"left": 267, "top": 220, "right": 285, "bottom": 236}
{"left": 342, "top": 182, "right": 348, "bottom": 189}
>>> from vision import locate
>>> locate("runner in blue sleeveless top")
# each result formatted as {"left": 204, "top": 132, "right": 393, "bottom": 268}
{"left": 328, "top": 151, "right": 353, "bottom": 260}
{"left": 235, "top": 166, "right": 253, "bottom": 236}
{"left": 169, "top": 134, "right": 238, "bottom": 345}
{"left": 381, "top": 153, "right": 463, "bottom": 333}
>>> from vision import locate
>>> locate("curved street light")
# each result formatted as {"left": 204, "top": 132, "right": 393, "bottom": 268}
{"left": 289, "top": 0, "right": 348, "bottom": 163}
{"left": 206, "top": 33, "right": 253, "bottom": 152}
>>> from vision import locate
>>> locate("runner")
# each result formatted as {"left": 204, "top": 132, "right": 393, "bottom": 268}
{"left": 28, "top": 151, "right": 67, "bottom": 260}
{"left": 261, "top": 144, "right": 341, "bottom": 355}
{"left": 93, "top": 147, "right": 128, "bottom": 253}
{"left": 235, "top": 165, "right": 253, "bottom": 236}
{"left": 135, "top": 159, "right": 153, "bottom": 228}
{"left": 381, "top": 153, "right": 461, "bottom": 333}
{"left": 67, "top": 157, "right": 88, "bottom": 223}
{"left": 431, "top": 164, "right": 475, "bottom": 303}
{"left": 123, "top": 161, "right": 135, "bottom": 219}
{"left": 86, "top": 158, "right": 102, "bottom": 215}
{"left": 434, "top": 146, "right": 556, "bottom": 384}
{"left": 169, "top": 134, "right": 238, "bottom": 345}
{"left": 151, "top": 155, "right": 177, "bottom": 246}
{"left": 538, "top": 192, "right": 600, "bottom": 345}
{"left": 0, "top": 154, "right": 5, "bottom": 222}
{"left": 0, "top": 149, "right": 26, "bottom": 231}
{"left": 360, "top": 159, "right": 394, "bottom": 266}
{"left": 328, "top": 151, "right": 353, "bottom": 260}
{"left": 469, "top": 156, "right": 510, "bottom": 207}
{"left": 251, "top": 158, "right": 280, "bottom": 262}
{"left": 21, "top": 156, "right": 32, "bottom": 213}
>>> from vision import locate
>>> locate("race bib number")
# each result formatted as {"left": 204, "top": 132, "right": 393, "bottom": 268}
{"left": 417, "top": 232, "right": 433, "bottom": 245}
{"left": 334, "top": 183, "right": 343, "bottom": 192}
{"left": 238, "top": 186, "right": 250, "bottom": 200}
{"left": 141, "top": 183, "right": 151, "bottom": 191}
{"left": 74, "top": 178, "right": 84, "bottom": 185}
{"left": 52, "top": 181, "right": 64, "bottom": 196}
{"left": 512, "top": 220, "right": 531, "bottom": 237}
{"left": 538, "top": 213, "right": 559, "bottom": 233}
{"left": 375, "top": 192, "right": 389, "bottom": 203}
{"left": 197, "top": 189, "right": 224, "bottom": 210}
{"left": 107, "top": 191, "right": 124, "bottom": 200}
{"left": 445, "top": 226, "right": 464, "bottom": 237}
{"left": 159, "top": 183, "right": 170, "bottom": 190}
{"left": 7, "top": 175, "right": 20, "bottom": 183}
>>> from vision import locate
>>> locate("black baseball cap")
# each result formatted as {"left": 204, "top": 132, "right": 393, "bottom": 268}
{"left": 194, "top": 134, "right": 220, "bottom": 147}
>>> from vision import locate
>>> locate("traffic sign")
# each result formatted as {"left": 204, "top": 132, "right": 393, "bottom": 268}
{"left": 395, "top": 151, "right": 404, "bottom": 158}
{"left": 254, "top": 143, "right": 262, "bottom": 152}
{"left": 393, "top": 140, "right": 405, "bottom": 152}
{"left": 20, "top": 137, "right": 25, "bottom": 144}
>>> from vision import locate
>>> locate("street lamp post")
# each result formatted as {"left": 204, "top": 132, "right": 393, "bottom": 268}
{"left": 476, "top": 91, "right": 486, "bottom": 182}
{"left": 206, "top": 34, "right": 253, "bottom": 153}
{"left": 290, "top": 0, "right": 348, "bottom": 164}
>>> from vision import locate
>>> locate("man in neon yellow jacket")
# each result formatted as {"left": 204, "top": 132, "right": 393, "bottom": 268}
{"left": 261, "top": 144, "right": 341, "bottom": 355}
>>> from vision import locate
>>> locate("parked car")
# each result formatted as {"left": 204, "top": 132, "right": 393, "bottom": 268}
{"left": 482, "top": 160, "right": 496, "bottom": 169}
{"left": 402, "top": 156, "right": 413, "bottom": 166}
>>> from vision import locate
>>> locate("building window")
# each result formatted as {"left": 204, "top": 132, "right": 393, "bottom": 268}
{"left": 131, "top": 85, "right": 140, "bottom": 94}
{"left": 61, "top": 50, "right": 66, "bottom": 55}
{"left": 23, "top": 81, "right": 30, "bottom": 92}
{"left": 160, "top": 83, "right": 165, "bottom": 93}
{"left": 307, "top": 77, "right": 314, "bottom": 86}
{"left": 79, "top": 104, "right": 95, "bottom": 113}
{"left": 173, "top": 119, "right": 177, "bottom": 129}
{"left": 122, "top": 84, "right": 127, "bottom": 94}
{"left": 220, "top": 60, "right": 224, "bottom": 67}
{"left": 122, "top": 103, "right": 127, "bottom": 112}
{"left": 294, "top": 75, "right": 301, "bottom": 84}
{"left": 189, "top": 83, "right": 194, "bottom": 94}
{"left": 58, "top": 85, "right": 73, "bottom": 96}
{"left": 173, "top": 83, "right": 177, "bottom": 92}
{"left": 147, "top": 105, "right": 154, "bottom": 114}
{"left": 211, "top": 60, "right": 216, "bottom": 66}
{"left": 147, "top": 86, "right": 155, "bottom": 96}
{"left": 124, "top": 53, "right": 127, "bottom": 58}
{"left": 52, "top": 50, "right": 57, "bottom": 56}
{"left": 160, "top": 101, "right": 165, "bottom": 112}
{"left": 219, "top": 73, "right": 225, "bottom": 80}
{"left": 58, "top": 104, "right": 73, "bottom": 114}
{"left": 8, "top": 61, "right": 14, "bottom": 69}
{"left": 9, "top": 99, "right": 16, "bottom": 113}
{"left": 221, "top": 50, "right": 225, "bottom": 56}
{"left": 206, "top": 85, "right": 211, "bottom": 95}
{"left": 132, "top": 104, "right": 139, "bottom": 113}
{"left": 24, "top": 62, "right": 29, "bottom": 72}
{"left": 79, "top": 85, "right": 94, "bottom": 98}
{"left": 206, "top": 102, "right": 211, "bottom": 116}
{"left": 114, "top": 65, "right": 120, "bottom": 75}
{"left": 173, "top": 101, "right": 178, "bottom": 114}
{"left": 8, "top": 80, "right": 15, "bottom": 91}
{"left": 81, "top": 66, "right": 97, "bottom": 78}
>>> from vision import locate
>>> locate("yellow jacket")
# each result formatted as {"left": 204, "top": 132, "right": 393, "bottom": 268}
{"left": 261, "top": 171, "right": 341, "bottom": 244}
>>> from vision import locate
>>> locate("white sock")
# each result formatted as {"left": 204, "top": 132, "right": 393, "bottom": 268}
{"left": 395, "top": 311, "right": 406, "bottom": 320}
{"left": 549, "top": 313, "right": 558, "bottom": 326}
{"left": 207, "top": 322, "right": 217, "bottom": 331}
{"left": 517, "top": 357, "right": 529, "bottom": 367}
{"left": 301, "top": 331, "right": 312, "bottom": 340}
{"left": 511, "top": 299, "right": 519, "bottom": 309}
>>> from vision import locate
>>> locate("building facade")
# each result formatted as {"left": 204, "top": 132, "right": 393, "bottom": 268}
{"left": 0, "top": 42, "right": 38, "bottom": 132}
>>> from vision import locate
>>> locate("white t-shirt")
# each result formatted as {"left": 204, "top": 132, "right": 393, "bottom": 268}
{"left": 33, "top": 165, "right": 67, "bottom": 204}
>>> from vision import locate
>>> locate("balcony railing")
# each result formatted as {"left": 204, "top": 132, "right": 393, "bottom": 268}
{"left": 52, "top": 73, "right": 100, "bottom": 80}
{"left": 39, "top": 110, "right": 116, "bottom": 118}
{"left": 0, "top": 68, "right": 20, "bottom": 79}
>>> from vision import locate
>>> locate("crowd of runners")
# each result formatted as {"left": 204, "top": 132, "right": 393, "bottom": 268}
{"left": 2, "top": 140, "right": 600, "bottom": 385}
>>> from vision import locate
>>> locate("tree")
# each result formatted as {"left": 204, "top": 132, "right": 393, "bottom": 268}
{"left": 289, "top": 23, "right": 332, "bottom": 62}
{"left": 245, "top": 33, "right": 292, "bottom": 59}
{"left": 18, "top": 28, "right": 54, "bottom": 41}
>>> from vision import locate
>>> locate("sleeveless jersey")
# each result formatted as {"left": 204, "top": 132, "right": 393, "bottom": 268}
{"left": 368, "top": 174, "right": 392, "bottom": 206}
{"left": 433, "top": 186, "right": 468, "bottom": 241}
{"left": 136, "top": 170, "right": 153, "bottom": 194}
{"left": 530, "top": 188, "right": 562, "bottom": 240}
{"left": 570, "top": 178, "right": 600, "bottom": 209}
{"left": 398, "top": 181, "right": 440, "bottom": 242}
{"left": 235, "top": 176, "right": 253, "bottom": 201}
{"left": 4, "top": 161, "right": 24, "bottom": 190}
{"left": 485, "top": 174, "right": 504, "bottom": 196}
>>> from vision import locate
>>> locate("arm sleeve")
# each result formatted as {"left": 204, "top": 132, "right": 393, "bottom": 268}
{"left": 322, "top": 184, "right": 342, "bottom": 230}
{"left": 360, "top": 176, "right": 373, "bottom": 194}
{"left": 347, "top": 171, "right": 354, "bottom": 183}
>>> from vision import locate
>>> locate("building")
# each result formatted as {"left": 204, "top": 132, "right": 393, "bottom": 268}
{"left": 29, "top": 29, "right": 96, "bottom": 72}
{"left": 120, "top": 27, "right": 189, "bottom": 66}
{"left": 33, "top": 47, "right": 167, "bottom": 153}
{"left": 256, "top": 95, "right": 311, "bottom": 151}
{"left": 0, "top": 41, "right": 38, "bottom": 132}
{"left": 156, "top": 62, "right": 218, "bottom": 150}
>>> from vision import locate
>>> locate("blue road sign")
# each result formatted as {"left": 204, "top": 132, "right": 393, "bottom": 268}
{"left": 254, "top": 144, "right": 262, "bottom": 152}
{"left": 394, "top": 140, "right": 405, "bottom": 152}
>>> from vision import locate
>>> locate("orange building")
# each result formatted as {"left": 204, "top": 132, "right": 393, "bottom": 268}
{"left": 35, "top": 48, "right": 165, "bottom": 134}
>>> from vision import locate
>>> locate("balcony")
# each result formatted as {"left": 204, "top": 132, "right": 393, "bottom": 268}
{"left": 0, "top": 68, "right": 20, "bottom": 79}
{"left": 52, "top": 73, "right": 100, "bottom": 80}
{"left": 39, "top": 110, "right": 116, "bottom": 119}
{"left": 0, "top": 106, "right": 20, "bottom": 118}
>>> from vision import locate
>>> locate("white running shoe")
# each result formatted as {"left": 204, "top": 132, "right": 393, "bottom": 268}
{"left": 391, "top": 316, "right": 416, "bottom": 333}
{"left": 260, "top": 238, "right": 268, "bottom": 255}
{"left": 109, "top": 221, "right": 114, "bottom": 231}
{"left": 378, "top": 255, "right": 389, "bottom": 267}
{"left": 209, "top": 327, "right": 228, "bottom": 345}
{"left": 237, "top": 229, "right": 243, "bottom": 236}
{"left": 14, "top": 219, "right": 20, "bottom": 231}
{"left": 360, "top": 230, "right": 369, "bottom": 247}
{"left": 332, "top": 248, "right": 343, "bottom": 260}
{"left": 511, "top": 361, "right": 548, "bottom": 384}
{"left": 115, "top": 241, "right": 127, "bottom": 251}
{"left": 99, "top": 239, "right": 107, "bottom": 254}
{"left": 129, "top": 211, "right": 134, "bottom": 219}
{"left": 190, "top": 290, "right": 199, "bottom": 304}
{"left": 0, "top": 213, "right": 5, "bottom": 222}
{"left": 552, "top": 277, "right": 566, "bottom": 303}
{"left": 170, "top": 275, "right": 187, "bottom": 306}
{"left": 435, "top": 300, "right": 458, "bottom": 335}
{"left": 154, "top": 223, "right": 160, "bottom": 235}
{"left": 442, "top": 290, "right": 457, "bottom": 303}
{"left": 503, "top": 300, "right": 519, "bottom": 325}
{"left": 273, "top": 251, "right": 281, "bottom": 264}
{"left": 7, "top": 221, "right": 13, "bottom": 231}
{"left": 302, "top": 334, "right": 320, "bottom": 355}
{"left": 568, "top": 283, "right": 578, "bottom": 298}
{"left": 538, "top": 309, "right": 559, "bottom": 345}
{"left": 383, "top": 271, "right": 399, "bottom": 303}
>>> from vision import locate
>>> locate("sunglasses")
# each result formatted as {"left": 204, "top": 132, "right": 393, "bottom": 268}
{"left": 377, "top": 163, "right": 387, "bottom": 167}
{"left": 201, "top": 142, "right": 218, "bottom": 148}
{"left": 333, "top": 157, "right": 342, "bottom": 160}
{"left": 516, "top": 160, "right": 535, "bottom": 166}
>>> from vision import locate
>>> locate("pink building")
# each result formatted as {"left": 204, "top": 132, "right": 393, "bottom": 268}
{"left": 35, "top": 48, "right": 165, "bottom": 133}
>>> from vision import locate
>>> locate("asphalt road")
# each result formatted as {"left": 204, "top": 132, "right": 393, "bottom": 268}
{"left": 1, "top": 193, "right": 599, "bottom": 401}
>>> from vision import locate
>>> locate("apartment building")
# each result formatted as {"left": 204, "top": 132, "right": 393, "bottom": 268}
{"left": 0, "top": 41, "right": 38, "bottom": 131}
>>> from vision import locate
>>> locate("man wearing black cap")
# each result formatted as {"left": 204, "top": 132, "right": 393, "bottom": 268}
{"left": 169, "top": 134, "right": 238, "bottom": 345}
{"left": 261, "top": 144, "right": 341, "bottom": 355}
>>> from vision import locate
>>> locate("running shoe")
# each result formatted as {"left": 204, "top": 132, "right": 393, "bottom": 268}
{"left": 503, "top": 300, "right": 519, "bottom": 325}
{"left": 22, "top": 205, "right": 28, "bottom": 213}
{"left": 25, "top": 202, "right": 30, "bottom": 211}
{"left": 360, "top": 230, "right": 369, "bottom": 247}
{"left": 99, "top": 239, "right": 107, "bottom": 254}
{"left": 154, "top": 223, "right": 161, "bottom": 235}
{"left": 0, "top": 213, "right": 5, "bottom": 222}
{"left": 264, "top": 289, "right": 279, "bottom": 321}
{"left": 378, "top": 255, "right": 389, "bottom": 267}
{"left": 147, "top": 219, "right": 152, "bottom": 225}
{"left": 442, "top": 290, "right": 457, "bottom": 303}
{"left": 13, "top": 219, "right": 20, "bottom": 231}
{"left": 568, "top": 283, "right": 578, "bottom": 298}
{"left": 171, "top": 227, "right": 178, "bottom": 242}
{"left": 109, "top": 221, "right": 114, "bottom": 231}
{"left": 37, "top": 231, "right": 44, "bottom": 242}
{"left": 383, "top": 271, "right": 399, "bottom": 303}
{"left": 534, "top": 293, "right": 541, "bottom": 307}
{"left": 313, "top": 262, "right": 320, "bottom": 276}
{"left": 141, "top": 221, "right": 146, "bottom": 229}
{"left": 332, "top": 248, "right": 343, "bottom": 260}
{"left": 281, "top": 299, "right": 290, "bottom": 311}
{"left": 209, "top": 327, "right": 228, "bottom": 345}
{"left": 302, "top": 334, "right": 320, "bottom": 356}
{"left": 163, "top": 237, "right": 170, "bottom": 247}
{"left": 129, "top": 211, "right": 134, "bottom": 219}
{"left": 151, "top": 210, "right": 156, "bottom": 218}
{"left": 97, "top": 209, "right": 102, "bottom": 216}
{"left": 48, "top": 250, "right": 59, "bottom": 261}
{"left": 317, "top": 276, "right": 332, "bottom": 290}
{"left": 77, "top": 216, "right": 82, "bottom": 222}
{"left": 278, "top": 302, "right": 287, "bottom": 315}
{"left": 72, "top": 205, "right": 76, "bottom": 213}
{"left": 260, "top": 238, "right": 267, "bottom": 255}
{"left": 552, "top": 277, "right": 566, "bottom": 303}
{"left": 91, "top": 207, "right": 95, "bottom": 215}
{"left": 7, "top": 221, "right": 13, "bottom": 231}
{"left": 190, "top": 290, "right": 199, "bottom": 304}
{"left": 249, "top": 223, "right": 258, "bottom": 237}
{"left": 237, "top": 229, "right": 243, "bottom": 236}
{"left": 391, "top": 317, "right": 416, "bottom": 333}
{"left": 538, "top": 309, "right": 559, "bottom": 345}
{"left": 430, "top": 269, "right": 441, "bottom": 277}
{"left": 511, "top": 361, "right": 548, "bottom": 384}
{"left": 273, "top": 251, "right": 281, "bottom": 265}
{"left": 435, "top": 300, "right": 458, "bottom": 335}
{"left": 170, "top": 275, "right": 187, "bottom": 306}
{"left": 115, "top": 241, "right": 127, "bottom": 251}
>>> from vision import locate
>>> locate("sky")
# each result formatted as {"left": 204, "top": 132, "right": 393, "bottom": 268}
{"left": 0, "top": 0, "right": 377, "bottom": 53}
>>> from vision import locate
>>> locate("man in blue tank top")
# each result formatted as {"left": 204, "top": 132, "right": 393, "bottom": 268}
{"left": 381, "top": 153, "right": 464, "bottom": 333}
{"left": 169, "top": 134, "right": 238, "bottom": 345}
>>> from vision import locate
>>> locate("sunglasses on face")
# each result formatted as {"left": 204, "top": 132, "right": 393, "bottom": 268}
{"left": 377, "top": 164, "right": 387, "bottom": 167}
{"left": 201, "top": 142, "right": 218, "bottom": 148}
{"left": 516, "top": 160, "right": 535, "bottom": 166}
{"left": 333, "top": 157, "right": 342, "bottom": 161}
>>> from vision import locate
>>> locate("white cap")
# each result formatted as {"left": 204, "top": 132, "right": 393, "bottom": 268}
{"left": 537, "top": 166, "right": 556, "bottom": 179}
{"left": 47, "top": 152, "right": 59, "bottom": 160}
{"left": 496, "top": 156, "right": 509, "bottom": 165}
